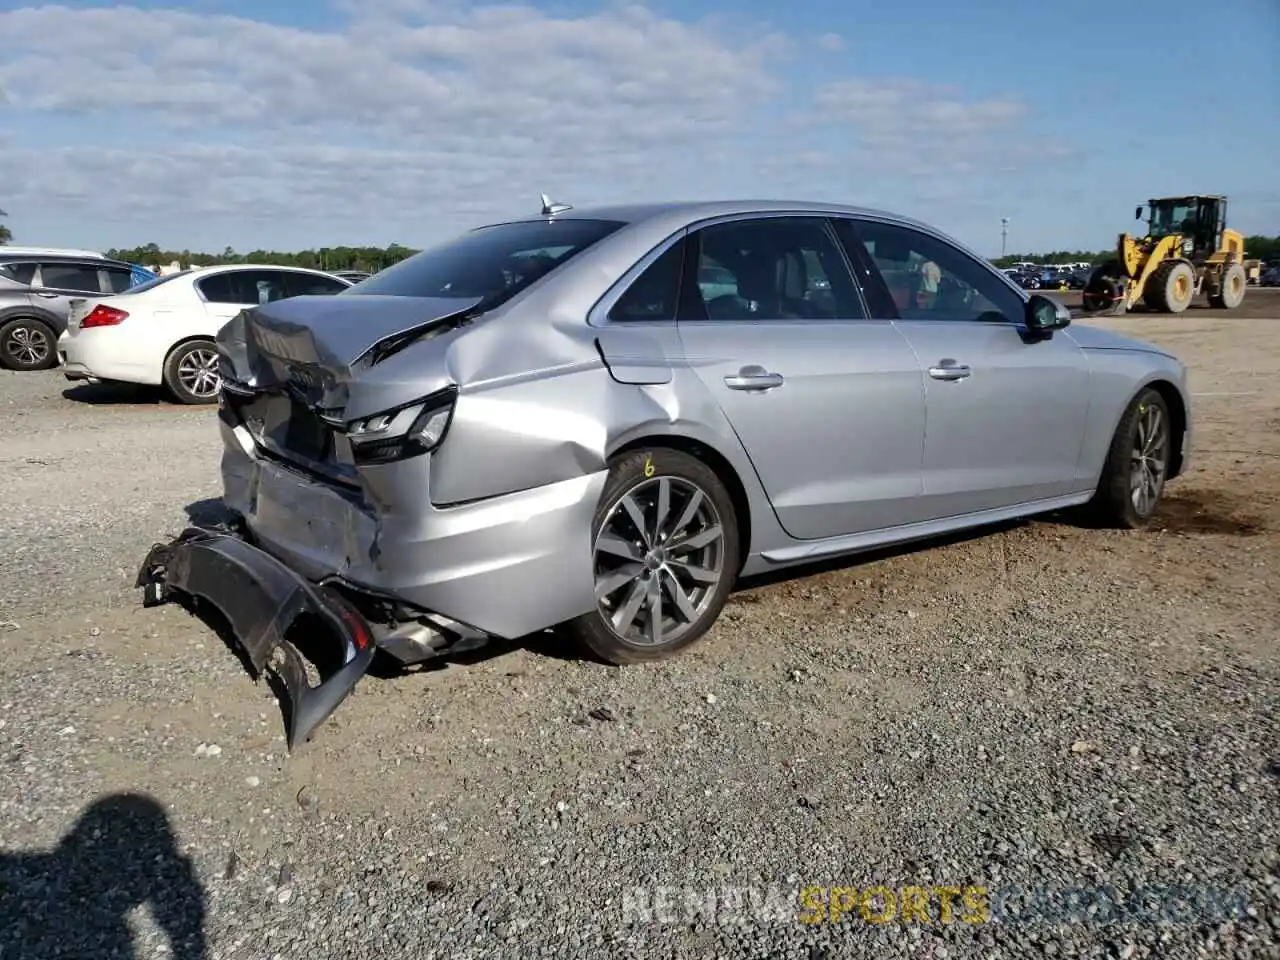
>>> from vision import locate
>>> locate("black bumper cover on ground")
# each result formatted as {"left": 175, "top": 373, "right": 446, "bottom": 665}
{"left": 136, "top": 526, "right": 376, "bottom": 749}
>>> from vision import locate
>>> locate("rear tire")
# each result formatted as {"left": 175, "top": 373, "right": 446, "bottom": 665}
{"left": 1086, "top": 387, "right": 1173, "bottom": 529}
{"left": 565, "top": 448, "right": 739, "bottom": 665}
{"left": 162, "top": 339, "right": 221, "bottom": 404}
{"left": 0, "top": 317, "right": 59, "bottom": 371}
{"left": 1144, "top": 260, "right": 1196, "bottom": 314}
{"left": 1208, "top": 262, "right": 1247, "bottom": 309}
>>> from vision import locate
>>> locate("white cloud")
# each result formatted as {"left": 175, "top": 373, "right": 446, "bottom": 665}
{"left": 0, "top": 3, "right": 1061, "bottom": 250}
{"left": 817, "top": 32, "right": 845, "bottom": 52}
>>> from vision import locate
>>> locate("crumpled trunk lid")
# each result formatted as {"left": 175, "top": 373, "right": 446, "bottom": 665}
{"left": 215, "top": 293, "right": 481, "bottom": 479}
{"left": 217, "top": 293, "right": 481, "bottom": 409}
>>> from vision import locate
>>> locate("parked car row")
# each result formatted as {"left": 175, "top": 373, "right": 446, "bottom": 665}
{"left": 59, "top": 264, "right": 355, "bottom": 402}
{"left": 0, "top": 246, "right": 362, "bottom": 401}
{"left": 0, "top": 248, "right": 157, "bottom": 371}
{"left": 1002, "top": 264, "right": 1091, "bottom": 291}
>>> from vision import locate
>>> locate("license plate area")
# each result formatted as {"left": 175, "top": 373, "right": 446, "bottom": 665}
{"left": 283, "top": 398, "right": 333, "bottom": 462}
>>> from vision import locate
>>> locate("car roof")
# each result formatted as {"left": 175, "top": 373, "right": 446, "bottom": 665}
{"left": 478, "top": 199, "right": 940, "bottom": 236}
{"left": 187, "top": 263, "right": 348, "bottom": 276}
{"left": 0, "top": 252, "right": 134, "bottom": 269}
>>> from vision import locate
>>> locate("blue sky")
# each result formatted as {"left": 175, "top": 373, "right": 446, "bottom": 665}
{"left": 0, "top": 0, "right": 1276, "bottom": 256}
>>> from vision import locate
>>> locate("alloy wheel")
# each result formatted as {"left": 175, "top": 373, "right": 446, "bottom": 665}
{"left": 592, "top": 476, "right": 725, "bottom": 647}
{"left": 1130, "top": 401, "right": 1169, "bottom": 516}
{"left": 4, "top": 325, "right": 51, "bottom": 367}
{"left": 178, "top": 347, "right": 221, "bottom": 399}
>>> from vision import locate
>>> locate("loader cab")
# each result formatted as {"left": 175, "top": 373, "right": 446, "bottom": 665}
{"left": 1138, "top": 195, "right": 1227, "bottom": 259}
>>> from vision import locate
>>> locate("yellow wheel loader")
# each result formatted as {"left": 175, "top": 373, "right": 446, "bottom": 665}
{"left": 1082, "top": 195, "right": 1249, "bottom": 315}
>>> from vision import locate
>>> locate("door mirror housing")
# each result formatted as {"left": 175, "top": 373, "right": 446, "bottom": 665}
{"left": 1025, "top": 293, "right": 1071, "bottom": 335}
{"left": 1135, "top": 205, "right": 1144, "bottom": 221}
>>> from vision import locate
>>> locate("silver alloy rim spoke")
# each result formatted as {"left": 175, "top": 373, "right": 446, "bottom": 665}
{"left": 178, "top": 349, "right": 221, "bottom": 397}
{"left": 7, "top": 327, "right": 49, "bottom": 365}
{"left": 1130, "top": 404, "right": 1167, "bottom": 515}
{"left": 593, "top": 475, "right": 725, "bottom": 646}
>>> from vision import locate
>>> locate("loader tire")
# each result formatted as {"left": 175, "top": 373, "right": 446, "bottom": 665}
{"left": 1208, "top": 262, "right": 1247, "bottom": 310}
{"left": 1082, "top": 265, "right": 1121, "bottom": 313}
{"left": 1144, "top": 260, "right": 1196, "bottom": 314}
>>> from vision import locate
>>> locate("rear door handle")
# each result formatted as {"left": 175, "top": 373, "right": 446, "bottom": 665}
{"left": 724, "top": 366, "right": 785, "bottom": 391}
{"left": 35, "top": 291, "right": 61, "bottom": 299}
{"left": 928, "top": 360, "right": 971, "bottom": 381}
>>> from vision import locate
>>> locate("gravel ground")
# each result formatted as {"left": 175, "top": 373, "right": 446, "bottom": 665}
{"left": 1, "top": 300, "right": 1278, "bottom": 959}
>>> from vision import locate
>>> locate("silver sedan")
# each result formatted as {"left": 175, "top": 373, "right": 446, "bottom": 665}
{"left": 140, "top": 198, "right": 1191, "bottom": 745}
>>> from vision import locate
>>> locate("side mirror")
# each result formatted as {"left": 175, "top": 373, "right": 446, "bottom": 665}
{"left": 1025, "top": 293, "right": 1071, "bottom": 335}
{"left": 1135, "top": 205, "right": 1143, "bottom": 220}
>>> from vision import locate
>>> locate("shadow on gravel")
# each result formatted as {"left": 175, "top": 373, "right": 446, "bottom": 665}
{"left": 62, "top": 382, "right": 167, "bottom": 405}
{"left": 0, "top": 792, "right": 207, "bottom": 959}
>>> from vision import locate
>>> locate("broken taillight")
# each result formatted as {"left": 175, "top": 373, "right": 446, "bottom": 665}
{"left": 81, "top": 305, "right": 129, "bottom": 328}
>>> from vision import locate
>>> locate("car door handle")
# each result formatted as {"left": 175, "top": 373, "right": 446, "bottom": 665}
{"left": 724, "top": 367, "right": 785, "bottom": 391}
{"left": 35, "top": 291, "right": 60, "bottom": 299}
{"left": 928, "top": 361, "right": 971, "bottom": 381}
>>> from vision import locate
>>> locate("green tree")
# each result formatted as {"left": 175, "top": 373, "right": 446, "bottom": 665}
{"left": 0, "top": 207, "right": 11, "bottom": 245}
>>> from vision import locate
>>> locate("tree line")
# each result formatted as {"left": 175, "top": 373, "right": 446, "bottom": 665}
{"left": 103, "top": 242, "right": 421, "bottom": 273}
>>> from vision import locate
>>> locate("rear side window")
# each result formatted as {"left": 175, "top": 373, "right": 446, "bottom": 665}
{"left": 350, "top": 218, "right": 625, "bottom": 308}
{"left": 39, "top": 263, "right": 104, "bottom": 292}
{"left": 608, "top": 238, "right": 686, "bottom": 322}
{"left": 0, "top": 262, "right": 37, "bottom": 285}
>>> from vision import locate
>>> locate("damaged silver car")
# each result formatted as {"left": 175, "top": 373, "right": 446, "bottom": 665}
{"left": 138, "top": 197, "right": 1191, "bottom": 746}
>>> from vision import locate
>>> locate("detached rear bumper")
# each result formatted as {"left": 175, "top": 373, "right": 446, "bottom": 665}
{"left": 136, "top": 526, "right": 376, "bottom": 749}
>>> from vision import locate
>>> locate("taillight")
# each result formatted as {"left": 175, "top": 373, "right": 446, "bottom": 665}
{"left": 81, "top": 305, "right": 129, "bottom": 328}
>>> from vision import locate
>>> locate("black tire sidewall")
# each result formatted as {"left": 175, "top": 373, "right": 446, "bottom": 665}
{"left": 0, "top": 318, "right": 58, "bottom": 371}
{"left": 569, "top": 448, "right": 739, "bottom": 665}
{"left": 1096, "top": 387, "right": 1171, "bottom": 527}
{"left": 163, "top": 340, "right": 219, "bottom": 404}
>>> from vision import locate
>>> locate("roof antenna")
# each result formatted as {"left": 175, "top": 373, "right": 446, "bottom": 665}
{"left": 540, "top": 193, "right": 573, "bottom": 216}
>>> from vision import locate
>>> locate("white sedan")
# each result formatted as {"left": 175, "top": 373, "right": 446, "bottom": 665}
{"left": 57, "top": 263, "right": 353, "bottom": 403}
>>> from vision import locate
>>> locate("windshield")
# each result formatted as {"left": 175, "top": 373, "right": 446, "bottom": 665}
{"left": 347, "top": 218, "right": 626, "bottom": 307}
{"left": 116, "top": 270, "right": 192, "bottom": 294}
{"left": 1148, "top": 199, "right": 1198, "bottom": 238}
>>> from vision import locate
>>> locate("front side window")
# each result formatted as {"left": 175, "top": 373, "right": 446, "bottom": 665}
{"left": 104, "top": 267, "right": 134, "bottom": 293}
{"left": 38, "top": 263, "right": 103, "bottom": 293}
{"left": 348, "top": 218, "right": 626, "bottom": 309}
{"left": 607, "top": 237, "right": 686, "bottom": 322}
{"left": 842, "top": 219, "right": 1022, "bottom": 323}
{"left": 680, "top": 217, "right": 865, "bottom": 321}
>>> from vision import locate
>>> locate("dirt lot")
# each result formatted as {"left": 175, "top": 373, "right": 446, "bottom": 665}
{"left": 1, "top": 291, "right": 1277, "bottom": 959}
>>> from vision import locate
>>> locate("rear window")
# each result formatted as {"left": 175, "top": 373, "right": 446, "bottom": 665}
{"left": 348, "top": 218, "right": 625, "bottom": 307}
{"left": 0, "top": 262, "right": 37, "bottom": 285}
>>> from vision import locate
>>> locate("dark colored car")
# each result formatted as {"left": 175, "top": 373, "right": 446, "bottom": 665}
{"left": 0, "top": 253, "right": 142, "bottom": 370}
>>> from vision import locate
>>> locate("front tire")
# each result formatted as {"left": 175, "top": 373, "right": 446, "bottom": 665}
{"left": 1087, "top": 387, "right": 1173, "bottom": 529}
{"left": 565, "top": 448, "right": 739, "bottom": 665}
{"left": 0, "top": 318, "right": 59, "bottom": 371}
{"left": 162, "top": 339, "right": 221, "bottom": 404}
{"left": 1082, "top": 264, "right": 1122, "bottom": 313}
{"left": 1144, "top": 260, "right": 1196, "bottom": 313}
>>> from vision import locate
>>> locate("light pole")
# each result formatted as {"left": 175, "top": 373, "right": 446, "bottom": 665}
{"left": 1000, "top": 217, "right": 1009, "bottom": 258}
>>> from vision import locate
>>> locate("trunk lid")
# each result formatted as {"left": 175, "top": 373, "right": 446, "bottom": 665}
{"left": 217, "top": 293, "right": 481, "bottom": 407}
{"left": 216, "top": 293, "right": 482, "bottom": 482}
